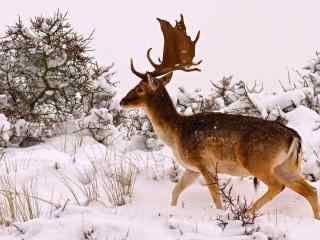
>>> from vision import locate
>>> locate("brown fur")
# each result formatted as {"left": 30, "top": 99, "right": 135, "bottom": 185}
{"left": 120, "top": 80, "right": 320, "bottom": 219}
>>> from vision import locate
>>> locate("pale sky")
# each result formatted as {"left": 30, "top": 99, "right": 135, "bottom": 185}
{"left": 1, "top": 0, "right": 320, "bottom": 95}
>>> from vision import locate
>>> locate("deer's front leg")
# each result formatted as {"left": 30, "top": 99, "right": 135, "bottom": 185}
{"left": 198, "top": 165, "right": 223, "bottom": 209}
{"left": 171, "top": 169, "right": 199, "bottom": 206}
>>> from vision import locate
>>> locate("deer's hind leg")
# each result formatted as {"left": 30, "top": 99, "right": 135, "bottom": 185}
{"left": 235, "top": 142, "right": 285, "bottom": 215}
{"left": 171, "top": 170, "right": 199, "bottom": 206}
{"left": 274, "top": 163, "right": 320, "bottom": 219}
{"left": 248, "top": 177, "right": 285, "bottom": 215}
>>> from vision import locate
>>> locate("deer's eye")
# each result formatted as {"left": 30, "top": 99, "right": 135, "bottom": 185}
{"left": 136, "top": 86, "right": 144, "bottom": 94}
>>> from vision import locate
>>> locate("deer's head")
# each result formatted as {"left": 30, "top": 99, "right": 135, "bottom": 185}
{"left": 120, "top": 65, "right": 173, "bottom": 109}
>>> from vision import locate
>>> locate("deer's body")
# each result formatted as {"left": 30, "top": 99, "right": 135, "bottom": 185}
{"left": 121, "top": 15, "right": 320, "bottom": 219}
{"left": 145, "top": 86, "right": 299, "bottom": 176}
{"left": 177, "top": 111, "right": 299, "bottom": 175}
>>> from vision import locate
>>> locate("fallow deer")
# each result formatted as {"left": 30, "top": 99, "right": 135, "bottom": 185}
{"left": 120, "top": 16, "right": 320, "bottom": 219}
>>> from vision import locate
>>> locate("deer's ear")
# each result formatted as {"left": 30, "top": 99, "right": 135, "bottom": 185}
{"left": 160, "top": 72, "right": 173, "bottom": 86}
{"left": 147, "top": 73, "right": 159, "bottom": 90}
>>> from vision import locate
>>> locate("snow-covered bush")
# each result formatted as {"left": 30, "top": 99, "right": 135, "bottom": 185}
{"left": 118, "top": 109, "right": 164, "bottom": 151}
{"left": 302, "top": 53, "right": 320, "bottom": 113}
{"left": 176, "top": 76, "right": 262, "bottom": 118}
{"left": 79, "top": 108, "right": 119, "bottom": 146}
{"left": 0, "top": 114, "right": 11, "bottom": 147}
{"left": 0, "top": 11, "right": 117, "bottom": 146}
{"left": 209, "top": 75, "right": 242, "bottom": 108}
{"left": 176, "top": 87, "right": 209, "bottom": 114}
{"left": 176, "top": 73, "right": 315, "bottom": 124}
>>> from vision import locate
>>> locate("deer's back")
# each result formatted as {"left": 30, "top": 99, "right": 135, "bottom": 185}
{"left": 176, "top": 112, "right": 300, "bottom": 174}
{"left": 180, "top": 112, "right": 299, "bottom": 141}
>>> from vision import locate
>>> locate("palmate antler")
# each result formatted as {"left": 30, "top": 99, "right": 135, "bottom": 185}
{"left": 148, "top": 15, "right": 201, "bottom": 70}
{"left": 131, "top": 14, "right": 202, "bottom": 80}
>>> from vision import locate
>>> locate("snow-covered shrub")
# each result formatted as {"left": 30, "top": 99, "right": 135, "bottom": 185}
{"left": 118, "top": 109, "right": 163, "bottom": 151}
{"left": 273, "top": 53, "right": 320, "bottom": 115}
{"left": 211, "top": 78, "right": 265, "bottom": 118}
{"left": 9, "top": 119, "right": 49, "bottom": 146}
{"left": 0, "top": 114, "right": 11, "bottom": 147}
{"left": 176, "top": 76, "right": 262, "bottom": 118}
{"left": 79, "top": 108, "right": 119, "bottom": 146}
{"left": 118, "top": 109, "right": 145, "bottom": 140}
{"left": 0, "top": 11, "right": 116, "bottom": 146}
{"left": 176, "top": 87, "right": 210, "bottom": 114}
{"left": 302, "top": 53, "right": 320, "bottom": 113}
{"left": 209, "top": 75, "right": 241, "bottom": 107}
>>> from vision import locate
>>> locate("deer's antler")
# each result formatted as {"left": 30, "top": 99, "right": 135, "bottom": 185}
{"left": 131, "top": 14, "right": 202, "bottom": 80}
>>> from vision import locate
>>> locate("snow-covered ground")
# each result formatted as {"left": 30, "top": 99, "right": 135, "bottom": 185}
{"left": 0, "top": 127, "right": 319, "bottom": 240}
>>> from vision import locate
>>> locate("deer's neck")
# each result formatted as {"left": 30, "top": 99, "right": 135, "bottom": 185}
{"left": 144, "top": 87, "right": 181, "bottom": 146}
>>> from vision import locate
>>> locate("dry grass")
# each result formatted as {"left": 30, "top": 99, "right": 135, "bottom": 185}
{"left": 60, "top": 157, "right": 137, "bottom": 207}
{"left": 59, "top": 168, "right": 99, "bottom": 206}
{"left": 100, "top": 162, "right": 137, "bottom": 207}
{"left": 0, "top": 151, "right": 60, "bottom": 225}
{"left": 0, "top": 177, "right": 58, "bottom": 224}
